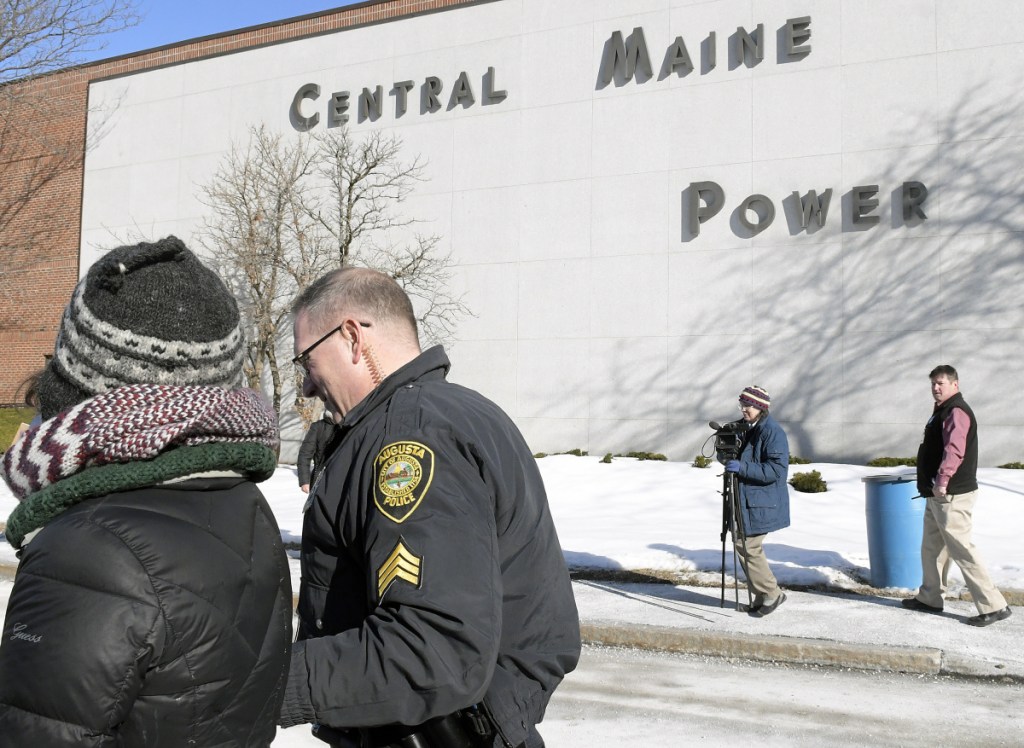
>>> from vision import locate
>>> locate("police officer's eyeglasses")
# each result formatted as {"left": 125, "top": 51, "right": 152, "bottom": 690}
{"left": 292, "top": 321, "right": 371, "bottom": 375}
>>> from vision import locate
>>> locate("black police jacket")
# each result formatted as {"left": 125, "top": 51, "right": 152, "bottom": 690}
{"left": 283, "top": 346, "right": 580, "bottom": 747}
{"left": 0, "top": 478, "right": 293, "bottom": 746}
{"left": 297, "top": 417, "right": 338, "bottom": 486}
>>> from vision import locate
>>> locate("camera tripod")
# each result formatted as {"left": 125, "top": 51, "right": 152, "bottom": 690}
{"left": 706, "top": 420, "right": 752, "bottom": 610}
{"left": 719, "top": 468, "right": 750, "bottom": 610}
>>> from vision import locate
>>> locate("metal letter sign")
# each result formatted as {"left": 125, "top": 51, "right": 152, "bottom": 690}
{"left": 598, "top": 27, "right": 653, "bottom": 85}
{"left": 688, "top": 181, "right": 725, "bottom": 236}
{"left": 291, "top": 83, "right": 320, "bottom": 131}
{"left": 737, "top": 194, "right": 775, "bottom": 234}
{"left": 795, "top": 189, "right": 833, "bottom": 229}
{"left": 852, "top": 185, "right": 881, "bottom": 226}
{"left": 903, "top": 181, "right": 928, "bottom": 220}
{"left": 686, "top": 182, "right": 926, "bottom": 238}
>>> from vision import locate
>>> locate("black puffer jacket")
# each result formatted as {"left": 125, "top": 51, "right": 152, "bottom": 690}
{"left": 0, "top": 477, "right": 293, "bottom": 746}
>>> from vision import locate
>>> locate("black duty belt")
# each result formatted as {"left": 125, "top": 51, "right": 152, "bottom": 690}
{"left": 364, "top": 705, "right": 496, "bottom": 748}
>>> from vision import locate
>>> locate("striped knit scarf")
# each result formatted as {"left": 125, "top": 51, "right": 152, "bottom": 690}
{"left": 2, "top": 383, "right": 280, "bottom": 549}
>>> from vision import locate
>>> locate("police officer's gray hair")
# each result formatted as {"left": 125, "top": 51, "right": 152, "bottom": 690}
{"left": 293, "top": 267, "right": 419, "bottom": 342}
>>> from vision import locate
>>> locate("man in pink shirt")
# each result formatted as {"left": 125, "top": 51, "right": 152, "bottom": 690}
{"left": 902, "top": 365, "right": 1012, "bottom": 626}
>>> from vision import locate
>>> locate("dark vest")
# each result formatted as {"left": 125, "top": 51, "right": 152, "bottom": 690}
{"left": 916, "top": 392, "right": 978, "bottom": 496}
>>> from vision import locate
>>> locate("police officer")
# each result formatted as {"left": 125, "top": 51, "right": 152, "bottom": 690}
{"left": 296, "top": 409, "right": 336, "bottom": 493}
{"left": 278, "top": 267, "right": 581, "bottom": 747}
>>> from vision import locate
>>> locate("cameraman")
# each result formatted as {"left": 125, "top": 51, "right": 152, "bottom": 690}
{"left": 725, "top": 386, "right": 790, "bottom": 616}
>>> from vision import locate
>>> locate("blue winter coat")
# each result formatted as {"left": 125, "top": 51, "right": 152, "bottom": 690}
{"left": 735, "top": 413, "right": 791, "bottom": 536}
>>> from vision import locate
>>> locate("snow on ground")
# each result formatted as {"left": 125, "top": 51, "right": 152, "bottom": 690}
{"left": 2, "top": 456, "right": 1021, "bottom": 593}
{"left": 540, "top": 456, "right": 1021, "bottom": 592}
{"left": 1, "top": 456, "right": 1022, "bottom": 747}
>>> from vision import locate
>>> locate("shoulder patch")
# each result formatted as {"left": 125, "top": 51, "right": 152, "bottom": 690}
{"left": 377, "top": 538, "right": 423, "bottom": 600}
{"left": 373, "top": 440, "right": 435, "bottom": 523}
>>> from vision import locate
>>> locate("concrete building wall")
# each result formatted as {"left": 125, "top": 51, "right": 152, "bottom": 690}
{"left": 76, "top": 0, "right": 1024, "bottom": 464}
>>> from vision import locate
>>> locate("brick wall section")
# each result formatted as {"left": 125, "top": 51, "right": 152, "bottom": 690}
{"left": 0, "top": 0, "right": 484, "bottom": 406}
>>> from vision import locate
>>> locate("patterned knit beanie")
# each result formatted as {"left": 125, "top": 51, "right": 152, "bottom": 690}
{"left": 739, "top": 385, "right": 771, "bottom": 411}
{"left": 36, "top": 236, "right": 245, "bottom": 420}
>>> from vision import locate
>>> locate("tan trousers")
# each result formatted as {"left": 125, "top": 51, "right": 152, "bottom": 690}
{"left": 917, "top": 490, "right": 1006, "bottom": 614}
{"left": 735, "top": 533, "right": 780, "bottom": 603}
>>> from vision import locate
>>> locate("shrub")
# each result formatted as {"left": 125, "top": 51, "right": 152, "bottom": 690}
{"left": 789, "top": 470, "right": 827, "bottom": 493}
{"left": 867, "top": 457, "right": 917, "bottom": 467}
{"left": 600, "top": 453, "right": 613, "bottom": 464}
{"left": 534, "top": 449, "right": 590, "bottom": 459}
{"left": 999, "top": 461, "right": 1024, "bottom": 469}
{"left": 620, "top": 451, "right": 667, "bottom": 461}
{"left": 0, "top": 407, "right": 35, "bottom": 450}
{"left": 789, "top": 455, "right": 810, "bottom": 464}
{"left": 693, "top": 455, "right": 713, "bottom": 468}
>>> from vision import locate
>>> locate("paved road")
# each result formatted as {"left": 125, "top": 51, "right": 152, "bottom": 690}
{"left": 537, "top": 644, "right": 1024, "bottom": 747}
{"left": 4, "top": 575, "right": 1020, "bottom": 747}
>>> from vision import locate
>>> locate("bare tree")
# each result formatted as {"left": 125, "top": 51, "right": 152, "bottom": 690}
{"left": 1, "top": 0, "right": 141, "bottom": 234}
{"left": 0, "top": 0, "right": 140, "bottom": 338}
{"left": 199, "top": 125, "right": 327, "bottom": 418}
{"left": 363, "top": 235, "right": 466, "bottom": 344}
{"left": 199, "top": 124, "right": 470, "bottom": 425}
{"left": 0, "top": 0, "right": 141, "bottom": 83}
{"left": 308, "top": 128, "right": 423, "bottom": 266}
{"left": 307, "top": 126, "right": 471, "bottom": 343}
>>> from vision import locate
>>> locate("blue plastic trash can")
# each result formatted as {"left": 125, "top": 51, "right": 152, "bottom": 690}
{"left": 862, "top": 474, "right": 925, "bottom": 589}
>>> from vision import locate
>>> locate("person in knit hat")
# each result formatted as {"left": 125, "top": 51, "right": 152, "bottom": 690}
{"left": 725, "top": 385, "right": 791, "bottom": 616}
{"left": 35, "top": 234, "right": 245, "bottom": 419}
{"left": 0, "top": 236, "right": 292, "bottom": 747}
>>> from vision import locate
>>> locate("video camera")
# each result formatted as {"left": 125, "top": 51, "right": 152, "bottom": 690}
{"left": 708, "top": 420, "right": 749, "bottom": 463}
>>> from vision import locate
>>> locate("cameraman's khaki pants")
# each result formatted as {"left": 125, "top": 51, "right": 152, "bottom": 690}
{"left": 735, "top": 533, "right": 780, "bottom": 602}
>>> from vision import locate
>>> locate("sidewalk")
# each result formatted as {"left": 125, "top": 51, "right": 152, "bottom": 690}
{"left": 573, "top": 580, "right": 1024, "bottom": 681}
{"left": 4, "top": 562, "right": 1020, "bottom": 681}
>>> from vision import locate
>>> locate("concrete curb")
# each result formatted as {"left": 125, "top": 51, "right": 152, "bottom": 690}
{"left": 581, "top": 621, "right": 1024, "bottom": 682}
{"left": 581, "top": 621, "right": 943, "bottom": 675}
{"left": 938, "top": 652, "right": 1023, "bottom": 680}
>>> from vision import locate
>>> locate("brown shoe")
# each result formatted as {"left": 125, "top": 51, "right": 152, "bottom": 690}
{"left": 901, "top": 597, "right": 943, "bottom": 614}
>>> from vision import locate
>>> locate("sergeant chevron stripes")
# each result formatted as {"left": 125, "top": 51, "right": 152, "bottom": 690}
{"left": 377, "top": 539, "right": 422, "bottom": 599}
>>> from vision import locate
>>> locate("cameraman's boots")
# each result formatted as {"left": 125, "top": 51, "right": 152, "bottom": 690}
{"left": 755, "top": 593, "right": 787, "bottom": 617}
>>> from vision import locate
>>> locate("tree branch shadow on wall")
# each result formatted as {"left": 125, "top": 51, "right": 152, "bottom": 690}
{"left": 526, "top": 84, "right": 1023, "bottom": 465}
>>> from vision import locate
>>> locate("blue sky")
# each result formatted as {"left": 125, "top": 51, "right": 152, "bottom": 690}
{"left": 83, "top": 1, "right": 360, "bottom": 62}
